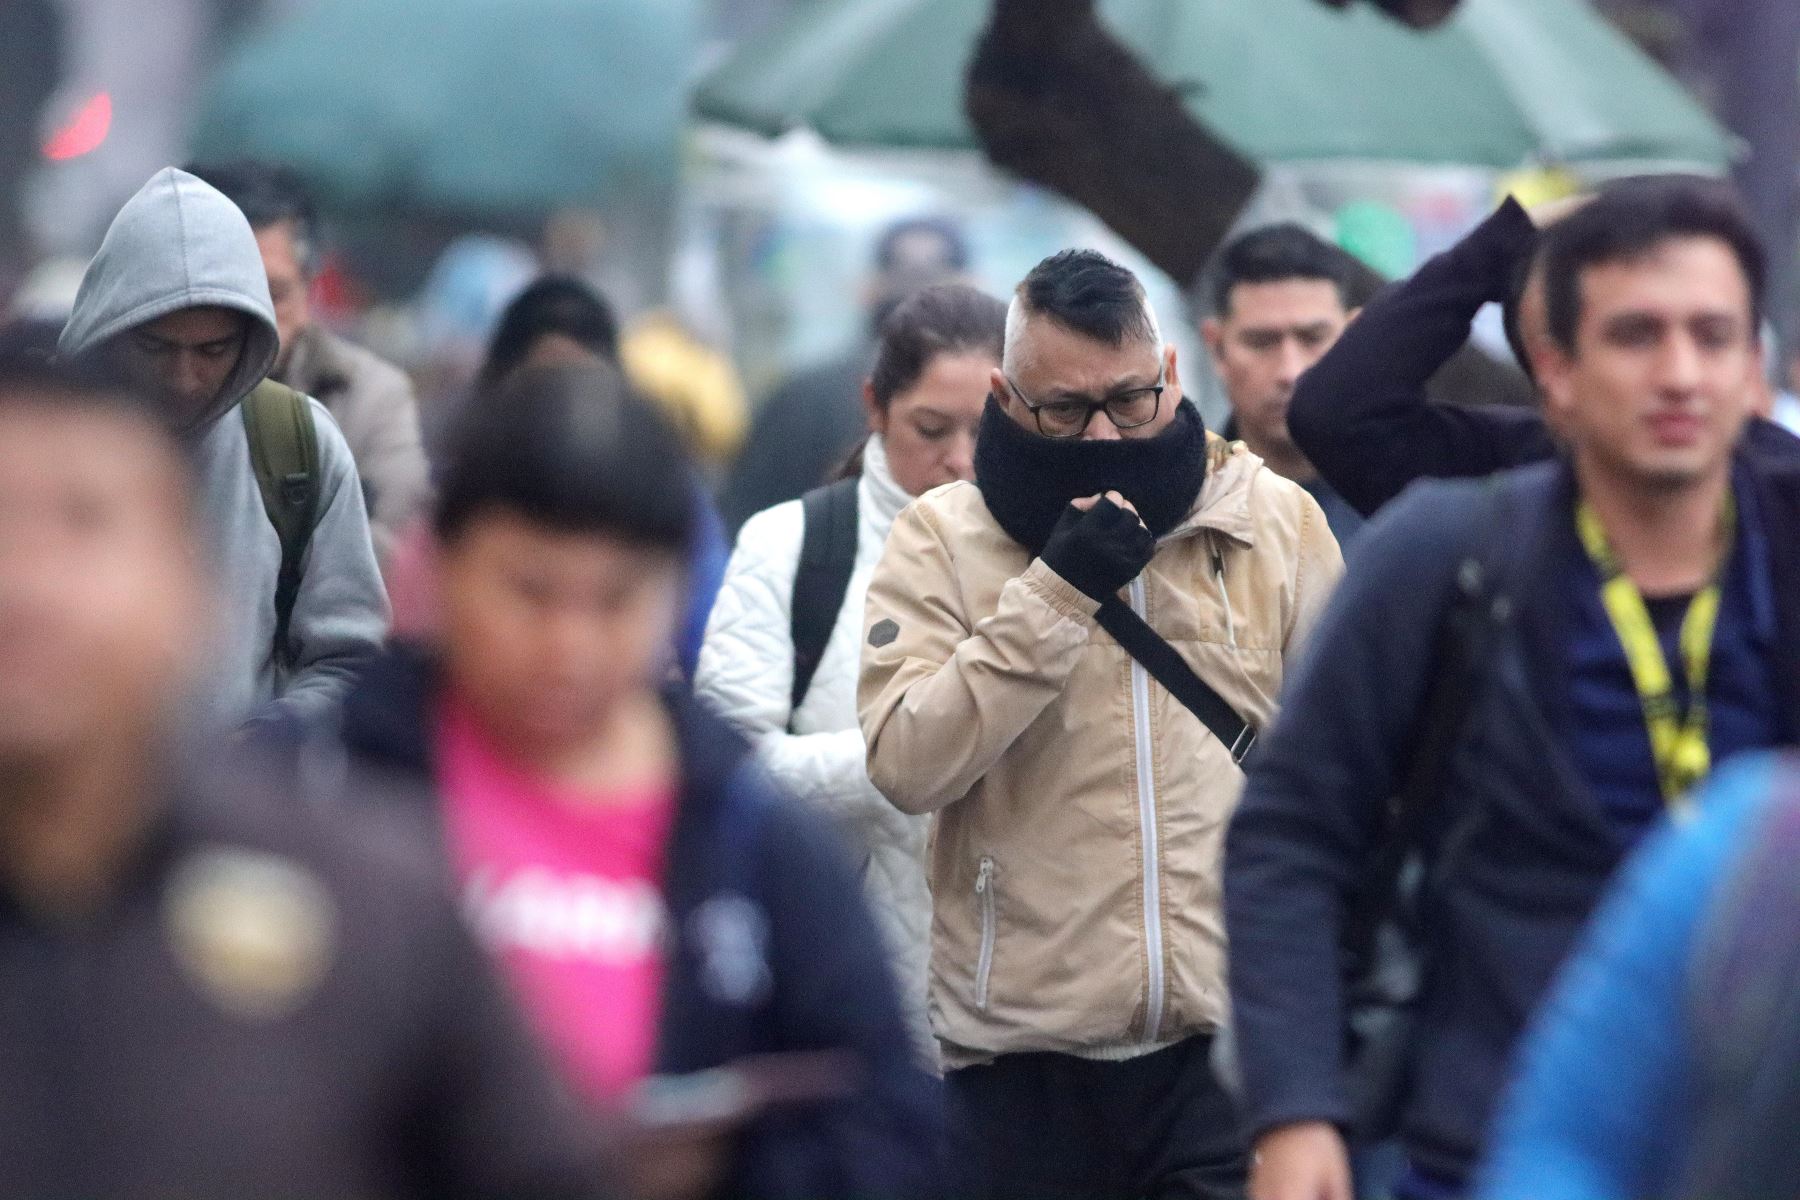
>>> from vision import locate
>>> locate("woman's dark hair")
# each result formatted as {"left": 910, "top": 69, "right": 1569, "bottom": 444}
{"left": 478, "top": 275, "right": 621, "bottom": 391}
{"left": 435, "top": 363, "right": 695, "bottom": 557}
{"left": 868, "top": 283, "right": 1006, "bottom": 412}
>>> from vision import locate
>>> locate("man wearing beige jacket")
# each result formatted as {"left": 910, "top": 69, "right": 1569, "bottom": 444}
{"left": 860, "top": 250, "right": 1343, "bottom": 1199}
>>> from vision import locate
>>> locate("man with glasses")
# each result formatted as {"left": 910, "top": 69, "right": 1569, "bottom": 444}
{"left": 860, "top": 249, "right": 1343, "bottom": 1199}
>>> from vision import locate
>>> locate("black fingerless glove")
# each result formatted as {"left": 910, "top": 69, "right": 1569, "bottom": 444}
{"left": 1038, "top": 498, "right": 1157, "bottom": 602}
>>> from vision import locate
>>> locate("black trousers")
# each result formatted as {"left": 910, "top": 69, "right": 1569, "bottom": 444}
{"left": 946, "top": 1035, "right": 1248, "bottom": 1200}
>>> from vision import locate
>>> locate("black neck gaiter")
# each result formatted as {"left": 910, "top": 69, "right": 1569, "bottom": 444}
{"left": 975, "top": 394, "right": 1208, "bottom": 554}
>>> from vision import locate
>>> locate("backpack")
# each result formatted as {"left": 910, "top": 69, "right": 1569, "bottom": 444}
{"left": 240, "top": 380, "right": 322, "bottom": 671}
{"left": 787, "top": 477, "right": 860, "bottom": 724}
{"left": 1212, "top": 476, "right": 1523, "bottom": 1139}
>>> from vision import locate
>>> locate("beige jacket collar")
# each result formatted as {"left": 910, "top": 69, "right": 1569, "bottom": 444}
{"left": 1162, "top": 434, "right": 1264, "bottom": 549}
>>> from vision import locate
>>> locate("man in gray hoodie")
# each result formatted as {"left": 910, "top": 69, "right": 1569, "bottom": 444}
{"left": 58, "top": 167, "right": 387, "bottom": 727}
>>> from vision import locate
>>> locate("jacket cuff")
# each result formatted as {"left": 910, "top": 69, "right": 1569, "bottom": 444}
{"left": 1465, "top": 196, "right": 1539, "bottom": 298}
{"left": 1242, "top": 1089, "right": 1354, "bottom": 1144}
{"left": 1022, "top": 559, "right": 1102, "bottom": 623}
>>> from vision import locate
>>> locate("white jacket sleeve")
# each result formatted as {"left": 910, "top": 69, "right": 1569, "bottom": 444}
{"left": 694, "top": 506, "right": 901, "bottom": 850}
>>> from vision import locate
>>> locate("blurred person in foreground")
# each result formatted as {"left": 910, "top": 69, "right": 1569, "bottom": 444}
{"left": 0, "top": 350, "right": 608, "bottom": 1199}
{"left": 1476, "top": 754, "right": 1800, "bottom": 1200}
{"left": 187, "top": 160, "right": 432, "bottom": 570}
{"left": 320, "top": 364, "right": 942, "bottom": 1200}
{"left": 56, "top": 167, "right": 386, "bottom": 728}
{"left": 393, "top": 275, "right": 727, "bottom": 678}
{"left": 720, "top": 215, "right": 971, "bottom": 533}
{"left": 1225, "top": 177, "right": 1800, "bottom": 1200}
{"left": 1201, "top": 224, "right": 1364, "bottom": 546}
{"left": 1287, "top": 190, "right": 1800, "bottom": 521}
{"left": 697, "top": 284, "right": 1006, "bottom": 1064}
{"left": 860, "top": 250, "right": 1342, "bottom": 1199}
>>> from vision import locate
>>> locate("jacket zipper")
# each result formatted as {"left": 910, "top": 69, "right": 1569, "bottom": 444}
{"left": 1211, "top": 544, "right": 1239, "bottom": 648}
{"left": 1127, "top": 576, "right": 1166, "bottom": 1043}
{"left": 974, "top": 856, "right": 996, "bottom": 1010}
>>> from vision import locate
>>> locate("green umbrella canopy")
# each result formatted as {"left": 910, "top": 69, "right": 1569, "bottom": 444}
{"left": 694, "top": 0, "right": 1731, "bottom": 169}
{"left": 193, "top": 0, "right": 695, "bottom": 219}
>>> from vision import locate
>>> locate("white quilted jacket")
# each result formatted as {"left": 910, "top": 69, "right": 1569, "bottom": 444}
{"left": 695, "top": 436, "right": 934, "bottom": 1061}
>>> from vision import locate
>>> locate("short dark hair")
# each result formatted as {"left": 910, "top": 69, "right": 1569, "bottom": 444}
{"left": 183, "top": 159, "right": 320, "bottom": 271}
{"left": 1015, "top": 249, "right": 1158, "bottom": 350}
{"left": 1541, "top": 176, "right": 1764, "bottom": 353}
{"left": 868, "top": 284, "right": 1006, "bottom": 412}
{"left": 874, "top": 216, "right": 969, "bottom": 276}
{"left": 0, "top": 324, "right": 194, "bottom": 492}
{"left": 478, "top": 275, "right": 621, "bottom": 392}
{"left": 435, "top": 363, "right": 695, "bottom": 557}
{"left": 1210, "top": 223, "right": 1360, "bottom": 316}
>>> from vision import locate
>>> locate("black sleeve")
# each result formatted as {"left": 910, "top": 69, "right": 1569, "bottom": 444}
{"left": 1288, "top": 198, "right": 1553, "bottom": 517}
{"left": 1223, "top": 481, "right": 1478, "bottom": 1139}
{"left": 735, "top": 792, "right": 947, "bottom": 1200}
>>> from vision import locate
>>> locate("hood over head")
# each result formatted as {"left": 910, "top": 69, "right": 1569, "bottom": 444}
{"left": 57, "top": 167, "right": 279, "bottom": 429}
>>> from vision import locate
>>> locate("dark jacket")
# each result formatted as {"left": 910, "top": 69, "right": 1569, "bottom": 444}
{"left": 1223, "top": 454, "right": 1800, "bottom": 1184}
{"left": 0, "top": 750, "right": 609, "bottom": 1200}
{"left": 1288, "top": 198, "right": 1800, "bottom": 518}
{"left": 720, "top": 354, "right": 870, "bottom": 536}
{"left": 330, "top": 650, "right": 944, "bottom": 1200}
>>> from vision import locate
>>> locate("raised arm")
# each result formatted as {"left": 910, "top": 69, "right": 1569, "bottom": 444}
{"left": 1288, "top": 199, "right": 1551, "bottom": 517}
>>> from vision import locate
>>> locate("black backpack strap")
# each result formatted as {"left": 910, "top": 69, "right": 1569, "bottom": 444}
{"left": 241, "top": 381, "right": 322, "bottom": 670}
{"left": 1341, "top": 477, "right": 1522, "bottom": 968}
{"left": 789, "top": 478, "right": 861, "bottom": 719}
{"left": 1093, "top": 597, "right": 1258, "bottom": 765}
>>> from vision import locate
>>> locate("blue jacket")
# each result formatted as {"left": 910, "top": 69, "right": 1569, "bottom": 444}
{"left": 325, "top": 649, "right": 945, "bottom": 1200}
{"left": 1473, "top": 754, "right": 1792, "bottom": 1200}
{"left": 1223, "top": 456, "right": 1800, "bottom": 1184}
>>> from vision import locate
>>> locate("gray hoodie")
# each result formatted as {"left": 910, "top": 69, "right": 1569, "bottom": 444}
{"left": 60, "top": 168, "right": 388, "bottom": 727}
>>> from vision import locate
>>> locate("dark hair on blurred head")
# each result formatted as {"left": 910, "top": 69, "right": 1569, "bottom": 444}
{"left": 1014, "top": 249, "right": 1158, "bottom": 352}
{"left": 874, "top": 215, "right": 969, "bottom": 276}
{"left": 435, "top": 363, "right": 695, "bottom": 557}
{"left": 1210, "top": 223, "right": 1360, "bottom": 315}
{"left": 1541, "top": 175, "right": 1764, "bottom": 354}
{"left": 478, "top": 275, "right": 621, "bottom": 392}
{"left": 868, "top": 284, "right": 1006, "bottom": 412}
{"left": 0, "top": 323, "right": 193, "bottom": 485}
{"left": 183, "top": 159, "right": 320, "bottom": 270}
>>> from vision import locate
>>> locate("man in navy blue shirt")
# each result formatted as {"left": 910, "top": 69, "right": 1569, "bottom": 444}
{"left": 1224, "top": 176, "right": 1800, "bottom": 1200}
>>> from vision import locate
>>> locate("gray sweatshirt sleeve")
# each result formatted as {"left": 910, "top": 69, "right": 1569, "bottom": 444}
{"left": 276, "top": 399, "right": 390, "bottom": 719}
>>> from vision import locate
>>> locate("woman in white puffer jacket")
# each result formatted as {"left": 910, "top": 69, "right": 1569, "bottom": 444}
{"left": 697, "top": 285, "right": 1006, "bottom": 1063}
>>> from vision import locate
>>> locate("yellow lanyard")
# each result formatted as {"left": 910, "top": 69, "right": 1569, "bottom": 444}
{"left": 1574, "top": 499, "right": 1733, "bottom": 812}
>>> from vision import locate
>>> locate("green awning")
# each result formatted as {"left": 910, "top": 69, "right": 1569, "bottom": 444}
{"left": 694, "top": 0, "right": 1732, "bottom": 169}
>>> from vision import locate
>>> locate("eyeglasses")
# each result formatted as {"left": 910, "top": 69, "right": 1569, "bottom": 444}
{"left": 1004, "top": 373, "right": 1165, "bottom": 439}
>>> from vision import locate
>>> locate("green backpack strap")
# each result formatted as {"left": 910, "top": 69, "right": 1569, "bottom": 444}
{"left": 241, "top": 380, "right": 321, "bottom": 670}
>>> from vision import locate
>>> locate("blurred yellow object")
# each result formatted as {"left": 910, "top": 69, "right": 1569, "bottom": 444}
{"left": 621, "top": 311, "right": 749, "bottom": 467}
{"left": 1497, "top": 166, "right": 1583, "bottom": 212}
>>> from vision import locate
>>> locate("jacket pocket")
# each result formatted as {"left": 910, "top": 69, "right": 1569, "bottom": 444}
{"left": 974, "top": 855, "right": 996, "bottom": 1011}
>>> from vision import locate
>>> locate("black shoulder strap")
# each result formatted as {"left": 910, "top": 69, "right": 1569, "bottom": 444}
{"left": 1341, "top": 477, "right": 1521, "bottom": 965}
{"left": 789, "top": 478, "right": 860, "bottom": 717}
{"left": 1093, "top": 597, "right": 1259, "bottom": 765}
{"left": 241, "top": 380, "right": 322, "bottom": 670}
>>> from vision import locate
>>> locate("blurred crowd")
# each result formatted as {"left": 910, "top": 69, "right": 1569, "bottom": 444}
{"left": 5, "top": 156, "right": 1800, "bottom": 1200}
